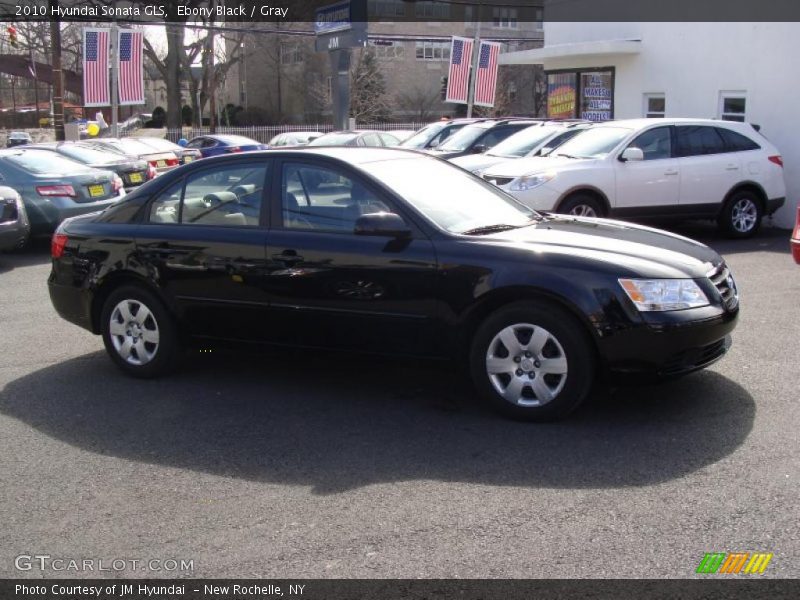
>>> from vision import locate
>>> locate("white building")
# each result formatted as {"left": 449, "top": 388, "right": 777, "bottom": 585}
{"left": 500, "top": 22, "right": 798, "bottom": 228}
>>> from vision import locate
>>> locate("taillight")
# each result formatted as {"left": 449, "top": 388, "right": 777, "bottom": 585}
{"left": 166, "top": 158, "right": 179, "bottom": 166}
{"left": 37, "top": 185, "right": 76, "bottom": 197}
{"left": 51, "top": 233, "right": 68, "bottom": 258}
{"left": 768, "top": 155, "right": 783, "bottom": 167}
{"left": 792, "top": 207, "right": 800, "bottom": 264}
{"left": 147, "top": 164, "right": 157, "bottom": 179}
{"left": 227, "top": 146, "right": 242, "bottom": 153}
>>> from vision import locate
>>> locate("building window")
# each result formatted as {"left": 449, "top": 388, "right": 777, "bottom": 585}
{"left": 368, "top": 0, "right": 405, "bottom": 18}
{"left": 546, "top": 68, "right": 615, "bottom": 120}
{"left": 415, "top": 1, "right": 450, "bottom": 19}
{"left": 643, "top": 93, "right": 665, "bottom": 118}
{"left": 280, "top": 42, "right": 303, "bottom": 66}
{"left": 415, "top": 41, "right": 451, "bottom": 61}
{"left": 493, "top": 7, "right": 518, "bottom": 29}
{"left": 719, "top": 91, "right": 746, "bottom": 122}
{"left": 369, "top": 40, "right": 405, "bottom": 60}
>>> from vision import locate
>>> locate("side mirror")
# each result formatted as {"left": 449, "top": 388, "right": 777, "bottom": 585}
{"left": 354, "top": 212, "right": 411, "bottom": 239}
{"left": 619, "top": 147, "right": 644, "bottom": 162}
{"left": 471, "top": 144, "right": 488, "bottom": 154}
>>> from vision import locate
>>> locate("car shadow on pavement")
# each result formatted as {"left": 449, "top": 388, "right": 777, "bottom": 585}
{"left": 0, "top": 349, "right": 755, "bottom": 494}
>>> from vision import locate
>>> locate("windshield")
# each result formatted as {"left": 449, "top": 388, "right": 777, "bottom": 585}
{"left": 436, "top": 124, "right": 490, "bottom": 152}
{"left": 551, "top": 126, "right": 632, "bottom": 159}
{"left": 57, "top": 144, "right": 122, "bottom": 164}
{"left": 359, "top": 157, "right": 538, "bottom": 234}
{"left": 308, "top": 133, "right": 358, "bottom": 146}
{"left": 487, "top": 126, "right": 561, "bottom": 158}
{"left": 6, "top": 150, "right": 90, "bottom": 174}
{"left": 400, "top": 123, "right": 445, "bottom": 148}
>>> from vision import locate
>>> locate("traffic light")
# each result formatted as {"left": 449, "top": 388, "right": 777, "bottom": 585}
{"left": 440, "top": 76, "right": 448, "bottom": 100}
{"left": 7, "top": 25, "right": 18, "bottom": 47}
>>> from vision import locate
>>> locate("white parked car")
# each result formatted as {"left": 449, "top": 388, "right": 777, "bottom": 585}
{"left": 481, "top": 118, "right": 786, "bottom": 237}
{"left": 450, "top": 122, "right": 592, "bottom": 174}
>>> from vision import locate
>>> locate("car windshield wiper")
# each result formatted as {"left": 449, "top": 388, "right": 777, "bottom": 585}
{"left": 460, "top": 223, "right": 530, "bottom": 235}
{"left": 553, "top": 153, "right": 583, "bottom": 159}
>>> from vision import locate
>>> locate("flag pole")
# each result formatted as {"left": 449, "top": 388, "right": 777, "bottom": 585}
{"left": 466, "top": 7, "right": 482, "bottom": 118}
{"left": 110, "top": 21, "right": 119, "bottom": 137}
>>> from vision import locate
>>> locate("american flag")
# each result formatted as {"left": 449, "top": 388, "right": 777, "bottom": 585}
{"left": 474, "top": 41, "right": 501, "bottom": 107}
{"left": 118, "top": 30, "right": 144, "bottom": 105}
{"left": 83, "top": 29, "right": 110, "bottom": 107}
{"left": 446, "top": 36, "right": 473, "bottom": 104}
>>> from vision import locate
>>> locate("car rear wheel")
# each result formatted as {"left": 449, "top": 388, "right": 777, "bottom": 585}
{"left": 558, "top": 194, "right": 604, "bottom": 218}
{"left": 718, "top": 190, "right": 763, "bottom": 238}
{"left": 469, "top": 301, "right": 595, "bottom": 421}
{"left": 101, "top": 285, "right": 180, "bottom": 378}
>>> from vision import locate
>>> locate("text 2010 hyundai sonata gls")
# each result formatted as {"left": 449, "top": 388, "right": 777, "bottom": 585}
{"left": 48, "top": 148, "right": 739, "bottom": 421}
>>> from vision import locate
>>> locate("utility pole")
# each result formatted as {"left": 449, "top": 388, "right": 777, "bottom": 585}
{"left": 49, "top": 1, "right": 65, "bottom": 141}
{"left": 466, "top": 6, "right": 482, "bottom": 118}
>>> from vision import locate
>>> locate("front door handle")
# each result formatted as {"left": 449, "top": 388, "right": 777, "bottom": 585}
{"left": 273, "top": 249, "right": 304, "bottom": 265}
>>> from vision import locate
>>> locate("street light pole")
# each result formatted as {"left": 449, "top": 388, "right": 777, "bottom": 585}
{"left": 466, "top": 6, "right": 482, "bottom": 118}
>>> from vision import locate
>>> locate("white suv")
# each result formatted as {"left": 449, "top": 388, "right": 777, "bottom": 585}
{"left": 481, "top": 118, "right": 786, "bottom": 237}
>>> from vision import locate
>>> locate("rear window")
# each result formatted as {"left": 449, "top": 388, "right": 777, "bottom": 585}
{"left": 309, "top": 133, "right": 358, "bottom": 146}
{"left": 57, "top": 144, "right": 121, "bottom": 164}
{"left": 138, "top": 138, "right": 181, "bottom": 152}
{"left": 716, "top": 128, "right": 761, "bottom": 152}
{"left": 6, "top": 150, "right": 88, "bottom": 174}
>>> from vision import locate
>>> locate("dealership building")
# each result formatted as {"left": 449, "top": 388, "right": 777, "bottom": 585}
{"left": 500, "top": 22, "right": 798, "bottom": 228}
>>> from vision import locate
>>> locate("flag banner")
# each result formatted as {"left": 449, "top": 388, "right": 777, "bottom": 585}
{"left": 474, "top": 41, "right": 501, "bottom": 107}
{"left": 118, "top": 29, "right": 145, "bottom": 105}
{"left": 446, "top": 36, "right": 473, "bottom": 104}
{"left": 83, "top": 28, "right": 110, "bottom": 107}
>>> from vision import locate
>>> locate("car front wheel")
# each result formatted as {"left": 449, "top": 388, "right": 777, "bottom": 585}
{"left": 469, "top": 301, "right": 595, "bottom": 421}
{"left": 100, "top": 285, "right": 180, "bottom": 378}
{"left": 558, "top": 194, "right": 604, "bottom": 218}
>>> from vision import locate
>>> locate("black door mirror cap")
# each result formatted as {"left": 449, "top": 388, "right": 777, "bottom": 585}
{"left": 354, "top": 212, "right": 412, "bottom": 238}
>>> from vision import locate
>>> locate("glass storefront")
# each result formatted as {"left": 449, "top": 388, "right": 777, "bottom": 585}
{"left": 546, "top": 68, "right": 614, "bottom": 121}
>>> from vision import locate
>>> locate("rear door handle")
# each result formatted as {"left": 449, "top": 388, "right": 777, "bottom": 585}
{"left": 725, "top": 164, "right": 740, "bottom": 171}
{"left": 664, "top": 169, "right": 679, "bottom": 176}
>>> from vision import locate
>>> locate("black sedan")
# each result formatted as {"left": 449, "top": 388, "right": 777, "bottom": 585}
{"left": 28, "top": 142, "right": 155, "bottom": 191}
{"left": 48, "top": 148, "right": 739, "bottom": 421}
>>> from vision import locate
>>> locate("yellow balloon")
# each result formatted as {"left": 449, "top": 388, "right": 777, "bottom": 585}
{"left": 86, "top": 123, "right": 100, "bottom": 136}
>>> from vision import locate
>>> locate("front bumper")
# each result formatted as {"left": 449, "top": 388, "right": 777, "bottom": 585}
{"left": 599, "top": 306, "right": 739, "bottom": 382}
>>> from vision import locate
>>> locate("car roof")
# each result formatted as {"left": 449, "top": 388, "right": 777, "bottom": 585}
{"left": 593, "top": 117, "right": 758, "bottom": 131}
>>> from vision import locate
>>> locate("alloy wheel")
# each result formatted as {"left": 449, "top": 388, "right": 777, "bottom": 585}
{"left": 731, "top": 197, "right": 758, "bottom": 233}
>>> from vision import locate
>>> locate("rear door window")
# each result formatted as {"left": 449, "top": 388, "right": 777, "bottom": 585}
{"left": 675, "top": 126, "right": 726, "bottom": 157}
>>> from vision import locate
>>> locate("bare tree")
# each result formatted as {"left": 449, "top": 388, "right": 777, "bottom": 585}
{"left": 350, "top": 49, "right": 390, "bottom": 124}
{"left": 395, "top": 81, "right": 441, "bottom": 121}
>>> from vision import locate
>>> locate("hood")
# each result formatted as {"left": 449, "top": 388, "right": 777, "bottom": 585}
{"left": 474, "top": 216, "right": 721, "bottom": 279}
{"left": 483, "top": 155, "right": 597, "bottom": 178}
{"left": 450, "top": 154, "right": 513, "bottom": 173}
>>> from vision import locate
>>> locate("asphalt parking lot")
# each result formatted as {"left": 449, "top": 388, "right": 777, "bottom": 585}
{"left": 0, "top": 222, "right": 798, "bottom": 579}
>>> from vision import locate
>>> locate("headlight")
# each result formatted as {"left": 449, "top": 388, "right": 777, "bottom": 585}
{"left": 509, "top": 171, "right": 556, "bottom": 191}
{"left": 618, "top": 279, "right": 710, "bottom": 311}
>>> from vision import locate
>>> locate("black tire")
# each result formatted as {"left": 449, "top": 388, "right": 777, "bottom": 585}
{"left": 718, "top": 190, "right": 763, "bottom": 238}
{"left": 100, "top": 284, "right": 181, "bottom": 378}
{"left": 469, "top": 300, "right": 595, "bottom": 421}
{"left": 558, "top": 193, "right": 604, "bottom": 218}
